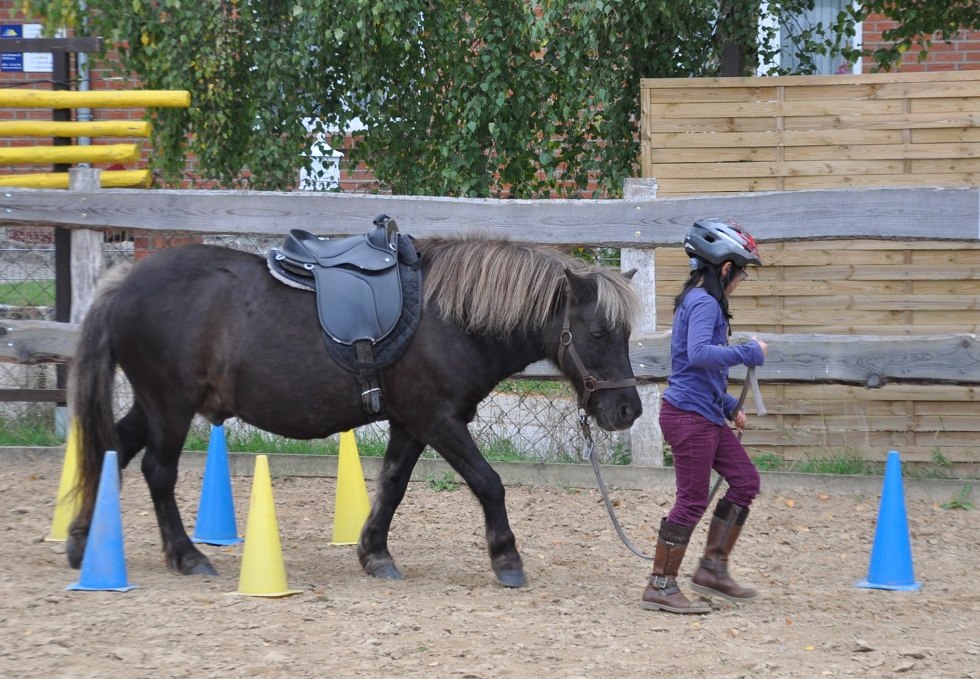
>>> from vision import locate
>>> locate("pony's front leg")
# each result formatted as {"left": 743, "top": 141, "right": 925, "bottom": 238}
{"left": 425, "top": 419, "right": 526, "bottom": 588}
{"left": 358, "top": 422, "right": 426, "bottom": 580}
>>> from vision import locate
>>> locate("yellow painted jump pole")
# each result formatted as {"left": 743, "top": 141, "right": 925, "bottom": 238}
{"left": 0, "top": 120, "right": 151, "bottom": 137}
{"left": 0, "top": 89, "right": 190, "bottom": 109}
{"left": 0, "top": 169, "right": 152, "bottom": 189}
{"left": 0, "top": 144, "right": 140, "bottom": 166}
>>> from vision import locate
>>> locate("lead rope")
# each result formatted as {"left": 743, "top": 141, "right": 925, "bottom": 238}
{"left": 580, "top": 413, "right": 654, "bottom": 560}
{"left": 584, "top": 366, "right": 763, "bottom": 562}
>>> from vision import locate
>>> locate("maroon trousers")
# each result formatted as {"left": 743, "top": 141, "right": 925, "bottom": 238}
{"left": 659, "top": 400, "right": 760, "bottom": 527}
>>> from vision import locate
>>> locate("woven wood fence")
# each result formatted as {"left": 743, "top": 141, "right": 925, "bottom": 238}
{"left": 640, "top": 71, "right": 980, "bottom": 196}
{"left": 643, "top": 71, "right": 979, "bottom": 466}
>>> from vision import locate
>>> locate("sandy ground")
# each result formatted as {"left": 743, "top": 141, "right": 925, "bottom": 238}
{"left": 1, "top": 451, "right": 978, "bottom": 679}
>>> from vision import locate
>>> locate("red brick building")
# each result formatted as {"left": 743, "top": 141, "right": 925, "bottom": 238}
{"left": 862, "top": 13, "right": 980, "bottom": 72}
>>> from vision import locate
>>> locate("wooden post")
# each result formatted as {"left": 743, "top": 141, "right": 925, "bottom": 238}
{"left": 65, "top": 168, "right": 105, "bottom": 428}
{"left": 68, "top": 168, "right": 106, "bottom": 324}
{"left": 52, "top": 49, "right": 71, "bottom": 437}
{"left": 621, "top": 178, "right": 664, "bottom": 466}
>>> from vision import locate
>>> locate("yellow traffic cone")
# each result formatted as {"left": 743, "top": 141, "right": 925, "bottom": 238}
{"left": 46, "top": 417, "right": 82, "bottom": 542}
{"left": 330, "top": 430, "right": 371, "bottom": 545}
{"left": 231, "top": 455, "right": 301, "bottom": 597}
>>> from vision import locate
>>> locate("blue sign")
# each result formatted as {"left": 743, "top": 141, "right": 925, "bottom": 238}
{"left": 1, "top": 24, "right": 24, "bottom": 73}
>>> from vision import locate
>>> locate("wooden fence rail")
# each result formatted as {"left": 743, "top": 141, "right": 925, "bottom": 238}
{"left": 0, "top": 182, "right": 977, "bottom": 467}
{"left": 1, "top": 184, "right": 977, "bottom": 243}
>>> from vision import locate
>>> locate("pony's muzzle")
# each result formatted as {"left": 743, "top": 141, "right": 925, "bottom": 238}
{"left": 593, "top": 392, "right": 642, "bottom": 431}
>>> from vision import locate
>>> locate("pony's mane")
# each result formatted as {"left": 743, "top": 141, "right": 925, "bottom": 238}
{"left": 417, "top": 235, "right": 641, "bottom": 336}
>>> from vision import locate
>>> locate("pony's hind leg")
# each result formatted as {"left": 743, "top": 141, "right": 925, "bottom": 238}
{"left": 67, "top": 404, "right": 149, "bottom": 569}
{"left": 142, "top": 408, "right": 217, "bottom": 576}
{"left": 358, "top": 422, "right": 426, "bottom": 581}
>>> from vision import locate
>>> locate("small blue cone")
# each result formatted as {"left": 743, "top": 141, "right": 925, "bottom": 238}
{"left": 192, "top": 425, "right": 243, "bottom": 546}
{"left": 68, "top": 450, "right": 136, "bottom": 592}
{"left": 856, "top": 451, "right": 921, "bottom": 591}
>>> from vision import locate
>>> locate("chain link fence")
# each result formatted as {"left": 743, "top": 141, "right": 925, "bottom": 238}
{"left": 0, "top": 225, "right": 630, "bottom": 464}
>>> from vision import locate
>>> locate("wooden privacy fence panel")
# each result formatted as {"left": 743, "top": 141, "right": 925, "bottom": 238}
{"left": 641, "top": 71, "right": 980, "bottom": 196}
{"left": 655, "top": 240, "right": 980, "bottom": 336}
{"left": 641, "top": 69, "right": 980, "bottom": 465}
{"left": 738, "top": 382, "right": 978, "bottom": 466}
{"left": 655, "top": 237, "right": 979, "bottom": 467}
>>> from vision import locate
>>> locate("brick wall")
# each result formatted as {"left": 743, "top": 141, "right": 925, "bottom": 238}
{"left": 861, "top": 13, "right": 980, "bottom": 72}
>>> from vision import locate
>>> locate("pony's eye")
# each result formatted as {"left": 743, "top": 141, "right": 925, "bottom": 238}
{"left": 591, "top": 330, "right": 607, "bottom": 340}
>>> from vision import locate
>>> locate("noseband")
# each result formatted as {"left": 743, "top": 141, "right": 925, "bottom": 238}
{"left": 555, "top": 296, "right": 637, "bottom": 413}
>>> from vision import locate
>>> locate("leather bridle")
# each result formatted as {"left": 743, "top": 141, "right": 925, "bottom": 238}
{"left": 555, "top": 295, "right": 637, "bottom": 413}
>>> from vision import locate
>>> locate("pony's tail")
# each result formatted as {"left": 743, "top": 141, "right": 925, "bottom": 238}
{"left": 68, "top": 264, "right": 131, "bottom": 526}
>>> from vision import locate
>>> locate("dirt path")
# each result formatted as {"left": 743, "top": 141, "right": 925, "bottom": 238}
{"left": 2, "top": 452, "right": 978, "bottom": 678}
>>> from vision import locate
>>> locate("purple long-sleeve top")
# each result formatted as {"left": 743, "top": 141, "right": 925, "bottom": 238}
{"left": 663, "top": 288, "right": 765, "bottom": 426}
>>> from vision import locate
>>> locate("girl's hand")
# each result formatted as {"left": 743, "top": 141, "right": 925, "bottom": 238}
{"left": 733, "top": 409, "right": 747, "bottom": 431}
{"left": 752, "top": 336, "right": 768, "bottom": 358}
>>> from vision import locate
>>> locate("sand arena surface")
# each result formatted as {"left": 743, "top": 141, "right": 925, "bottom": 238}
{"left": 2, "top": 451, "right": 978, "bottom": 678}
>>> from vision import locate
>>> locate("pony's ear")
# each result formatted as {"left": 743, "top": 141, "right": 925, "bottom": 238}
{"left": 622, "top": 268, "right": 637, "bottom": 280}
{"left": 563, "top": 268, "right": 595, "bottom": 301}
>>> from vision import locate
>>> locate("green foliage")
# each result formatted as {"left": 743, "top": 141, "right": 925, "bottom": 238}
{"left": 426, "top": 471, "right": 461, "bottom": 492}
{"left": 941, "top": 484, "right": 975, "bottom": 511}
{"left": 846, "top": 1, "right": 980, "bottom": 70}
{"left": 0, "top": 415, "right": 62, "bottom": 446}
{"left": 797, "top": 450, "right": 880, "bottom": 476}
{"left": 752, "top": 452, "right": 784, "bottom": 471}
{"left": 26, "top": 1, "right": 978, "bottom": 195}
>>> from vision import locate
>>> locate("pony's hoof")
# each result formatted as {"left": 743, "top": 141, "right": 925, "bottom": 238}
{"left": 366, "top": 562, "right": 403, "bottom": 580}
{"left": 495, "top": 568, "right": 527, "bottom": 588}
{"left": 65, "top": 536, "right": 85, "bottom": 570}
{"left": 172, "top": 551, "right": 218, "bottom": 576}
{"left": 185, "top": 561, "right": 219, "bottom": 576}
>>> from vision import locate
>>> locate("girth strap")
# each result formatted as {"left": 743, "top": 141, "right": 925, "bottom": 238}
{"left": 355, "top": 340, "right": 383, "bottom": 415}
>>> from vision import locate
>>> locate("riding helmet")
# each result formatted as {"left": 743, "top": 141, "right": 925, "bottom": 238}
{"left": 683, "top": 218, "right": 762, "bottom": 268}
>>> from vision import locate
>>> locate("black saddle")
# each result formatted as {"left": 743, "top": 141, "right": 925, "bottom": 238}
{"left": 267, "top": 215, "right": 422, "bottom": 415}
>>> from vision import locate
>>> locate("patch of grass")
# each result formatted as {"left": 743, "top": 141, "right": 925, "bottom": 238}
{"left": 494, "top": 379, "right": 568, "bottom": 398}
{"left": 0, "top": 416, "right": 62, "bottom": 446}
{"left": 906, "top": 448, "right": 960, "bottom": 480}
{"left": 752, "top": 453, "right": 784, "bottom": 472}
{"left": 797, "top": 450, "right": 880, "bottom": 476}
{"left": 0, "top": 280, "right": 55, "bottom": 306}
{"left": 183, "top": 428, "right": 393, "bottom": 457}
{"left": 606, "top": 441, "right": 632, "bottom": 465}
{"left": 184, "top": 429, "right": 336, "bottom": 455}
{"left": 426, "top": 471, "right": 460, "bottom": 492}
{"left": 941, "top": 484, "right": 975, "bottom": 511}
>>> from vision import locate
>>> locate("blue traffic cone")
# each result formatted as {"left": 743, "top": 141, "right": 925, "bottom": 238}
{"left": 855, "top": 451, "right": 921, "bottom": 591}
{"left": 192, "top": 425, "right": 243, "bottom": 546}
{"left": 67, "top": 450, "right": 136, "bottom": 592}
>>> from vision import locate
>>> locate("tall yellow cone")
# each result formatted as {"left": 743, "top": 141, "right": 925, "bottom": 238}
{"left": 46, "top": 417, "right": 82, "bottom": 542}
{"left": 231, "top": 455, "right": 301, "bottom": 597}
{"left": 330, "top": 430, "right": 371, "bottom": 545}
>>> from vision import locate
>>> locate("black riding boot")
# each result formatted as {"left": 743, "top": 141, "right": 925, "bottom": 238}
{"left": 690, "top": 499, "right": 758, "bottom": 602}
{"left": 640, "top": 519, "right": 711, "bottom": 614}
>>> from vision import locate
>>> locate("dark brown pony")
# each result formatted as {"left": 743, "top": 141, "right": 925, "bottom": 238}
{"left": 67, "top": 235, "right": 642, "bottom": 587}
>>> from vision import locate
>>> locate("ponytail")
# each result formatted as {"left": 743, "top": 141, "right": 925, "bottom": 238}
{"left": 674, "top": 261, "right": 735, "bottom": 329}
